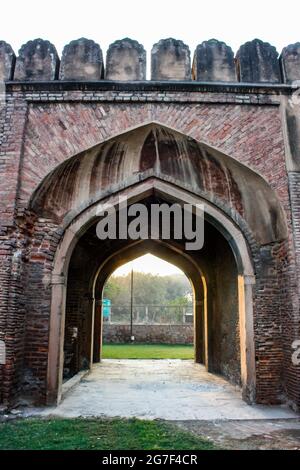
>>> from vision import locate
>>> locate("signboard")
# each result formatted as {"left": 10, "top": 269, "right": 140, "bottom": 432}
{"left": 102, "top": 298, "right": 111, "bottom": 318}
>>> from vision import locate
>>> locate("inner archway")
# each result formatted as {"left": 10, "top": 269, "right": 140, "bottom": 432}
{"left": 48, "top": 180, "right": 256, "bottom": 406}
{"left": 100, "top": 254, "right": 195, "bottom": 360}
{"left": 92, "top": 240, "right": 206, "bottom": 369}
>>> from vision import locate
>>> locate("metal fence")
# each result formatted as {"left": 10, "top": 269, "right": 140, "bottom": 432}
{"left": 103, "top": 304, "right": 193, "bottom": 325}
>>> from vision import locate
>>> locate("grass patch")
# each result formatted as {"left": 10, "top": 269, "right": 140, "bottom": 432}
{"left": 0, "top": 418, "right": 215, "bottom": 450}
{"left": 102, "top": 343, "right": 194, "bottom": 359}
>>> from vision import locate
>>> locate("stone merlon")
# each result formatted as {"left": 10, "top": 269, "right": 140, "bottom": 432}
{"left": 0, "top": 37, "right": 299, "bottom": 84}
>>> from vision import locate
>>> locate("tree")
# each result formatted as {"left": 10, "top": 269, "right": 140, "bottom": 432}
{"left": 103, "top": 272, "right": 192, "bottom": 306}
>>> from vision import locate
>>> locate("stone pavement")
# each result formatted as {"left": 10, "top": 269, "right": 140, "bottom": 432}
{"left": 31, "top": 360, "right": 298, "bottom": 421}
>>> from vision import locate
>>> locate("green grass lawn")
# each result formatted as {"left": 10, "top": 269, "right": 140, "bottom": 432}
{"left": 102, "top": 343, "right": 194, "bottom": 359}
{"left": 0, "top": 418, "right": 215, "bottom": 450}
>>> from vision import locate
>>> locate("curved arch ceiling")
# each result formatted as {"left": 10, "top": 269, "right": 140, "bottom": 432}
{"left": 30, "top": 123, "right": 287, "bottom": 244}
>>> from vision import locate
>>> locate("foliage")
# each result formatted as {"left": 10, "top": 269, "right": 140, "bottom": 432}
{"left": 103, "top": 272, "right": 192, "bottom": 306}
{"left": 168, "top": 296, "right": 190, "bottom": 307}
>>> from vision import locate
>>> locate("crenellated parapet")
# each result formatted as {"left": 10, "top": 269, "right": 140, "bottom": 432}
{"left": 106, "top": 38, "right": 146, "bottom": 80}
{"left": 192, "top": 39, "right": 236, "bottom": 82}
{"left": 0, "top": 37, "right": 300, "bottom": 84}
{"left": 236, "top": 39, "right": 281, "bottom": 83}
{"left": 14, "top": 38, "right": 59, "bottom": 81}
{"left": 151, "top": 38, "right": 191, "bottom": 80}
{"left": 280, "top": 42, "right": 300, "bottom": 84}
{"left": 60, "top": 38, "right": 103, "bottom": 80}
{"left": 0, "top": 41, "right": 15, "bottom": 81}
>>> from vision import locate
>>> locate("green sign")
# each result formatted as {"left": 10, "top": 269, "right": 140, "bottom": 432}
{"left": 102, "top": 298, "right": 111, "bottom": 318}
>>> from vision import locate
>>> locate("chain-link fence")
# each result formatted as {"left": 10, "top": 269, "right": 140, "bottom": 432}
{"left": 103, "top": 304, "right": 193, "bottom": 325}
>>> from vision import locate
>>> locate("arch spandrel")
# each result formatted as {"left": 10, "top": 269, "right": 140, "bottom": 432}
{"left": 30, "top": 123, "right": 287, "bottom": 246}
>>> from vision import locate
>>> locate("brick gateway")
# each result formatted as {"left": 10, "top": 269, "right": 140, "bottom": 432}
{"left": 0, "top": 37, "right": 300, "bottom": 410}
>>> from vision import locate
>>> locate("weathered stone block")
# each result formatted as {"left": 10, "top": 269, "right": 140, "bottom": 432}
{"left": 151, "top": 38, "right": 191, "bottom": 80}
{"left": 280, "top": 43, "right": 300, "bottom": 84}
{"left": 106, "top": 38, "right": 146, "bottom": 80}
{"left": 236, "top": 39, "right": 281, "bottom": 83}
{"left": 0, "top": 41, "right": 15, "bottom": 81}
{"left": 14, "top": 39, "right": 59, "bottom": 81}
{"left": 59, "top": 38, "right": 103, "bottom": 80}
{"left": 192, "top": 39, "right": 236, "bottom": 82}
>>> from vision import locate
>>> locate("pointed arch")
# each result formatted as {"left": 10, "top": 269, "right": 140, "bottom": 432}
{"left": 46, "top": 179, "right": 256, "bottom": 405}
{"left": 30, "top": 122, "right": 287, "bottom": 246}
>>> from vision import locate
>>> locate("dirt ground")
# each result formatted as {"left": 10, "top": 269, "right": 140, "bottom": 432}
{"left": 173, "top": 419, "right": 300, "bottom": 450}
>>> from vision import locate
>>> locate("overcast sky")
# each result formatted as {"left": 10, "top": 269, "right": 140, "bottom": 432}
{"left": 114, "top": 254, "right": 183, "bottom": 276}
{"left": 2, "top": 0, "right": 299, "bottom": 62}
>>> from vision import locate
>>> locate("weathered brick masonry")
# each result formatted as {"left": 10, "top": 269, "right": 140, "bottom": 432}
{"left": 102, "top": 324, "right": 194, "bottom": 345}
{"left": 0, "top": 37, "right": 300, "bottom": 409}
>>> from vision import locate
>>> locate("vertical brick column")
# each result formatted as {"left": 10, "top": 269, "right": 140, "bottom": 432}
{"left": 0, "top": 91, "right": 28, "bottom": 403}
{"left": 287, "top": 173, "right": 300, "bottom": 409}
{"left": 282, "top": 84, "right": 300, "bottom": 410}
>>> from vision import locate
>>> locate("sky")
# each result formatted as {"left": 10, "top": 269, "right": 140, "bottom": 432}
{"left": 113, "top": 254, "right": 184, "bottom": 276}
{"left": 1, "top": 0, "right": 300, "bottom": 78}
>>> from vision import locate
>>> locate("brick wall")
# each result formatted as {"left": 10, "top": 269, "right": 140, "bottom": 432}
{"left": 0, "top": 81, "right": 299, "bottom": 410}
{"left": 20, "top": 91, "right": 289, "bottom": 211}
{"left": 103, "top": 324, "right": 194, "bottom": 345}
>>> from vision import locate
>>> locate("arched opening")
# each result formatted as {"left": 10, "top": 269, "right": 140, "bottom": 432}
{"left": 19, "top": 121, "right": 289, "bottom": 408}
{"left": 92, "top": 240, "right": 206, "bottom": 368}
{"left": 100, "top": 254, "right": 195, "bottom": 360}
{"left": 46, "top": 180, "right": 256, "bottom": 406}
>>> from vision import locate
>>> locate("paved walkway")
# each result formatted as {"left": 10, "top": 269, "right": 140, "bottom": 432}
{"left": 36, "top": 360, "right": 298, "bottom": 420}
